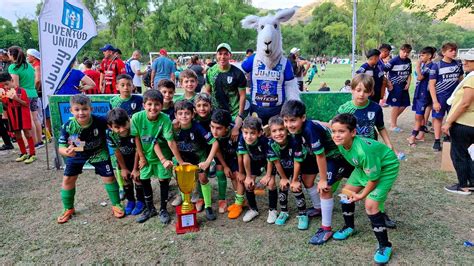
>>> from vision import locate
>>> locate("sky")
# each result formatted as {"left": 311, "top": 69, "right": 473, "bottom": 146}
{"left": 1, "top": 0, "right": 315, "bottom": 25}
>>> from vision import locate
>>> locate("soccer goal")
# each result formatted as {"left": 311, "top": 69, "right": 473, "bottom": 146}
{"left": 148, "top": 51, "right": 247, "bottom": 65}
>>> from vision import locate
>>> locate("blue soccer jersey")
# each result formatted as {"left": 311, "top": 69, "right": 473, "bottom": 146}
{"left": 109, "top": 94, "right": 143, "bottom": 118}
{"left": 429, "top": 60, "right": 464, "bottom": 99}
{"left": 356, "top": 62, "right": 384, "bottom": 101}
{"left": 384, "top": 56, "right": 412, "bottom": 85}
{"left": 337, "top": 100, "right": 384, "bottom": 140}
{"left": 414, "top": 62, "right": 433, "bottom": 100}
{"left": 293, "top": 120, "right": 339, "bottom": 162}
{"left": 175, "top": 121, "right": 215, "bottom": 164}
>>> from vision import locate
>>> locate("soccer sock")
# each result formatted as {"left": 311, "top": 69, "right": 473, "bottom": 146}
{"left": 293, "top": 191, "right": 307, "bottom": 215}
{"left": 279, "top": 189, "right": 289, "bottom": 212}
{"left": 141, "top": 179, "right": 155, "bottom": 210}
{"left": 235, "top": 193, "right": 244, "bottom": 205}
{"left": 200, "top": 182, "right": 212, "bottom": 208}
{"left": 17, "top": 137, "right": 26, "bottom": 154}
{"left": 124, "top": 184, "right": 135, "bottom": 202}
{"left": 135, "top": 183, "right": 144, "bottom": 202}
{"left": 61, "top": 188, "right": 75, "bottom": 210}
{"left": 321, "top": 198, "right": 334, "bottom": 229}
{"left": 411, "top": 129, "right": 419, "bottom": 137}
{"left": 341, "top": 202, "right": 355, "bottom": 228}
{"left": 268, "top": 188, "right": 278, "bottom": 211}
{"left": 307, "top": 185, "right": 321, "bottom": 209}
{"left": 104, "top": 181, "right": 121, "bottom": 206}
{"left": 216, "top": 171, "right": 227, "bottom": 200}
{"left": 159, "top": 179, "right": 170, "bottom": 211}
{"left": 27, "top": 137, "right": 35, "bottom": 155}
{"left": 368, "top": 212, "right": 392, "bottom": 247}
{"left": 115, "top": 169, "right": 124, "bottom": 190}
{"left": 245, "top": 190, "right": 258, "bottom": 211}
{"left": 435, "top": 138, "right": 441, "bottom": 143}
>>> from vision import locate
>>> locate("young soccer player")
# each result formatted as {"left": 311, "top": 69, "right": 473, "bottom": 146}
{"left": 237, "top": 116, "right": 278, "bottom": 223}
{"left": 106, "top": 108, "right": 144, "bottom": 215}
{"left": 158, "top": 79, "right": 176, "bottom": 120}
{"left": 337, "top": 73, "right": 397, "bottom": 228}
{"left": 110, "top": 74, "right": 143, "bottom": 117}
{"left": 56, "top": 94, "right": 124, "bottom": 223}
{"left": 356, "top": 49, "right": 385, "bottom": 103}
{"left": 384, "top": 44, "right": 413, "bottom": 132}
{"left": 173, "top": 100, "right": 220, "bottom": 220}
{"left": 331, "top": 113, "right": 399, "bottom": 264}
{"left": 175, "top": 69, "right": 198, "bottom": 102}
{"left": 210, "top": 109, "right": 242, "bottom": 217}
{"left": 0, "top": 72, "right": 36, "bottom": 163}
{"left": 131, "top": 89, "right": 184, "bottom": 224}
{"left": 408, "top": 47, "right": 436, "bottom": 146}
{"left": 429, "top": 42, "right": 464, "bottom": 151}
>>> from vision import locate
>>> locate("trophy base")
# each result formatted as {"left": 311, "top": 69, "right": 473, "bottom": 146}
{"left": 175, "top": 205, "right": 199, "bottom": 234}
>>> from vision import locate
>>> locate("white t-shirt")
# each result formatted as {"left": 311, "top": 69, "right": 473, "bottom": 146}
{"left": 130, "top": 59, "right": 142, "bottom": 87}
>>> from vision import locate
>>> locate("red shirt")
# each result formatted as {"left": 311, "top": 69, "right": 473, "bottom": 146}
{"left": 100, "top": 57, "right": 126, "bottom": 94}
{"left": 2, "top": 87, "right": 31, "bottom": 131}
{"left": 32, "top": 60, "right": 40, "bottom": 68}
{"left": 83, "top": 69, "right": 101, "bottom": 94}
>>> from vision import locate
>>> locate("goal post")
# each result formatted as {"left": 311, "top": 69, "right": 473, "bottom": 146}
{"left": 149, "top": 51, "right": 247, "bottom": 65}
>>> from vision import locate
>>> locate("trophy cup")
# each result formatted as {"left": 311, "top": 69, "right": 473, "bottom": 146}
{"left": 175, "top": 165, "right": 199, "bottom": 234}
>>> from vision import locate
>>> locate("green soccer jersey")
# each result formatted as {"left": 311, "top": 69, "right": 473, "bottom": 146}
{"left": 130, "top": 111, "right": 174, "bottom": 164}
{"left": 174, "top": 93, "right": 196, "bottom": 103}
{"left": 338, "top": 136, "right": 399, "bottom": 183}
{"left": 206, "top": 64, "right": 247, "bottom": 117}
{"left": 337, "top": 100, "right": 385, "bottom": 140}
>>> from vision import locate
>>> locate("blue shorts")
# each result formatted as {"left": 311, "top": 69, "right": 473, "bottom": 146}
{"left": 432, "top": 97, "right": 450, "bottom": 118}
{"left": 64, "top": 159, "right": 114, "bottom": 177}
{"left": 45, "top": 105, "right": 51, "bottom": 119}
{"left": 300, "top": 154, "right": 318, "bottom": 175}
{"left": 387, "top": 84, "right": 410, "bottom": 107}
{"left": 326, "top": 156, "right": 354, "bottom": 186}
{"left": 412, "top": 97, "right": 431, "bottom": 115}
{"left": 216, "top": 155, "right": 239, "bottom": 173}
{"left": 251, "top": 159, "right": 267, "bottom": 176}
{"left": 249, "top": 104, "right": 282, "bottom": 126}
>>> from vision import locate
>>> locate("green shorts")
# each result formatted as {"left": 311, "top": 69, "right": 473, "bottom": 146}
{"left": 346, "top": 165, "right": 398, "bottom": 203}
{"left": 140, "top": 162, "right": 172, "bottom": 180}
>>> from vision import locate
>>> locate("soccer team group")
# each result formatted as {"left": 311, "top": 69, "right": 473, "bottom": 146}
{"left": 0, "top": 40, "right": 467, "bottom": 264}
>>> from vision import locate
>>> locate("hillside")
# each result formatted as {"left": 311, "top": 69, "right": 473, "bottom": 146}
{"left": 285, "top": 0, "right": 474, "bottom": 30}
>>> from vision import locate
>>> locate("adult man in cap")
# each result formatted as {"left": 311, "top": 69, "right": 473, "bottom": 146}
{"left": 99, "top": 44, "right": 126, "bottom": 94}
{"left": 205, "top": 43, "right": 247, "bottom": 140}
{"left": 150, "top": 49, "right": 176, "bottom": 89}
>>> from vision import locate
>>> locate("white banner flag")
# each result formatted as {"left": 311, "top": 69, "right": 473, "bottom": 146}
{"left": 38, "top": 0, "right": 97, "bottom": 107}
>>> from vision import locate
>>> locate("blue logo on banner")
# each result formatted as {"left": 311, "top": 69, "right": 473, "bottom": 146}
{"left": 62, "top": 1, "right": 83, "bottom": 30}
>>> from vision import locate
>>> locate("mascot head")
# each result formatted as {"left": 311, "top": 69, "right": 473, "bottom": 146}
{"left": 241, "top": 8, "right": 295, "bottom": 68}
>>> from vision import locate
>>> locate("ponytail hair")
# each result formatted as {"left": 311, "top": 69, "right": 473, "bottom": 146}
{"left": 8, "top": 46, "right": 28, "bottom": 70}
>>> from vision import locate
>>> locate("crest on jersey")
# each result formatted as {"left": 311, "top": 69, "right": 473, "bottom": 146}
{"left": 131, "top": 103, "right": 136, "bottom": 110}
{"left": 227, "top": 76, "right": 233, "bottom": 84}
{"left": 352, "top": 158, "right": 359, "bottom": 165}
{"left": 368, "top": 111, "right": 375, "bottom": 120}
{"left": 190, "top": 133, "right": 195, "bottom": 140}
{"left": 94, "top": 129, "right": 98, "bottom": 136}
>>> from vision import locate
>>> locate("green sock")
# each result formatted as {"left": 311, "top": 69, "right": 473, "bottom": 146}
{"left": 115, "top": 169, "right": 124, "bottom": 190}
{"left": 200, "top": 182, "right": 212, "bottom": 208}
{"left": 216, "top": 171, "right": 227, "bottom": 200}
{"left": 104, "top": 181, "right": 121, "bottom": 206}
{"left": 235, "top": 193, "right": 244, "bottom": 205}
{"left": 61, "top": 188, "right": 76, "bottom": 210}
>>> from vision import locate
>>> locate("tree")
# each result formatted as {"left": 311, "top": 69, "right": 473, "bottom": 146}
{"left": 403, "top": 0, "right": 474, "bottom": 20}
{"left": 0, "top": 17, "right": 22, "bottom": 49}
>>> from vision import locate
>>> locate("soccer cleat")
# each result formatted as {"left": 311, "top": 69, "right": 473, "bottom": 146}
{"left": 171, "top": 194, "right": 183, "bottom": 207}
{"left": 112, "top": 205, "right": 125, "bottom": 218}
{"left": 275, "top": 211, "right": 289, "bottom": 225}
{"left": 131, "top": 201, "right": 145, "bottom": 215}
{"left": 307, "top": 207, "right": 321, "bottom": 217}
{"left": 227, "top": 204, "right": 243, "bottom": 219}
{"left": 432, "top": 141, "right": 442, "bottom": 152}
{"left": 243, "top": 209, "right": 259, "bottom": 222}
{"left": 136, "top": 208, "right": 157, "bottom": 223}
{"left": 444, "top": 184, "right": 471, "bottom": 195}
{"left": 24, "top": 155, "right": 37, "bottom": 164}
{"left": 57, "top": 208, "right": 75, "bottom": 224}
{"left": 124, "top": 201, "right": 135, "bottom": 215}
{"left": 267, "top": 209, "right": 278, "bottom": 224}
{"left": 374, "top": 246, "right": 393, "bottom": 264}
{"left": 205, "top": 207, "right": 216, "bottom": 221}
{"left": 383, "top": 213, "right": 397, "bottom": 229}
{"left": 218, "top": 200, "right": 227, "bottom": 214}
{"left": 297, "top": 214, "right": 309, "bottom": 230}
{"left": 16, "top": 154, "right": 29, "bottom": 162}
{"left": 309, "top": 228, "right": 333, "bottom": 245}
{"left": 159, "top": 209, "right": 170, "bottom": 224}
{"left": 333, "top": 227, "right": 354, "bottom": 240}
{"left": 195, "top": 199, "right": 204, "bottom": 212}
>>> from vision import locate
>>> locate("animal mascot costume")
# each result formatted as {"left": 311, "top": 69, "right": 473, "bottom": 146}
{"left": 241, "top": 8, "right": 300, "bottom": 124}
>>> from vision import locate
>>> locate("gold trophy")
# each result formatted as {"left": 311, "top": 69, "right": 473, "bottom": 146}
{"left": 175, "top": 165, "right": 199, "bottom": 234}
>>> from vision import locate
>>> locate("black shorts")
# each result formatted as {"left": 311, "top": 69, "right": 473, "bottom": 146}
{"left": 64, "top": 159, "right": 114, "bottom": 177}
{"left": 300, "top": 154, "right": 318, "bottom": 175}
{"left": 216, "top": 156, "right": 239, "bottom": 173}
{"left": 326, "top": 156, "right": 354, "bottom": 186}
{"left": 29, "top": 97, "right": 39, "bottom": 112}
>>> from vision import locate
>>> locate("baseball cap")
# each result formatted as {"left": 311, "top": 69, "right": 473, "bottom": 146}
{"left": 0, "top": 49, "right": 6, "bottom": 54}
{"left": 216, "top": 43, "right": 232, "bottom": 53}
{"left": 290, "top": 47, "right": 300, "bottom": 54}
{"left": 159, "top": 49, "right": 168, "bottom": 56}
{"left": 27, "top": 49, "right": 41, "bottom": 60}
{"left": 100, "top": 44, "right": 116, "bottom": 51}
{"left": 366, "top": 49, "right": 381, "bottom": 59}
{"left": 460, "top": 48, "right": 474, "bottom": 61}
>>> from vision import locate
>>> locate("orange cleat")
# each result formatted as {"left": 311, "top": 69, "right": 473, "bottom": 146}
{"left": 227, "top": 204, "right": 243, "bottom": 219}
{"left": 112, "top": 205, "right": 125, "bottom": 218}
{"left": 57, "top": 208, "right": 75, "bottom": 224}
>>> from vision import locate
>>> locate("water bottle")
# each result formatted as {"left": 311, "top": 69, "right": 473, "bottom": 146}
{"left": 397, "top": 152, "right": 407, "bottom": 161}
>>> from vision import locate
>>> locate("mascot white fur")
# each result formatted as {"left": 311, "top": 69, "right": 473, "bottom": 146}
{"left": 240, "top": 8, "right": 300, "bottom": 123}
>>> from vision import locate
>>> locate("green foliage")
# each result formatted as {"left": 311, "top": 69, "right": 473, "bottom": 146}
{"left": 403, "top": 0, "right": 474, "bottom": 20}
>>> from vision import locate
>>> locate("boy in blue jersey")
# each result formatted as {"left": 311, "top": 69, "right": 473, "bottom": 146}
{"left": 384, "top": 44, "right": 413, "bottom": 132}
{"left": 158, "top": 79, "right": 176, "bottom": 120}
{"left": 429, "top": 43, "right": 464, "bottom": 151}
{"left": 241, "top": 50, "right": 295, "bottom": 125}
{"left": 408, "top": 47, "right": 436, "bottom": 146}
{"left": 173, "top": 100, "right": 220, "bottom": 220}
{"left": 356, "top": 49, "right": 385, "bottom": 103}
{"left": 378, "top": 44, "right": 392, "bottom": 106}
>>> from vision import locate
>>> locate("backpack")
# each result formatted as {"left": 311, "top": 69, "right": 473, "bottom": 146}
{"left": 125, "top": 58, "right": 135, "bottom": 79}
{"left": 143, "top": 67, "right": 152, "bottom": 88}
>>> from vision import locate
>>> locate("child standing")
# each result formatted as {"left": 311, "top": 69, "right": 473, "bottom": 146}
{"left": 106, "top": 108, "right": 144, "bottom": 215}
{"left": 158, "top": 79, "right": 176, "bottom": 120}
{"left": 173, "top": 100, "right": 220, "bottom": 220}
{"left": 356, "top": 49, "right": 385, "bottom": 103}
{"left": 429, "top": 42, "right": 464, "bottom": 151}
{"left": 56, "top": 94, "right": 124, "bottom": 223}
{"left": 384, "top": 44, "right": 413, "bottom": 132}
{"left": 238, "top": 116, "right": 278, "bottom": 223}
{"left": 0, "top": 72, "right": 36, "bottom": 163}
{"left": 175, "top": 69, "right": 198, "bottom": 102}
{"left": 110, "top": 74, "right": 143, "bottom": 116}
{"left": 331, "top": 113, "right": 399, "bottom": 264}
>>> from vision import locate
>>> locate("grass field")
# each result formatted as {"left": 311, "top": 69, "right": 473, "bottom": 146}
{"left": 0, "top": 64, "right": 473, "bottom": 264}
